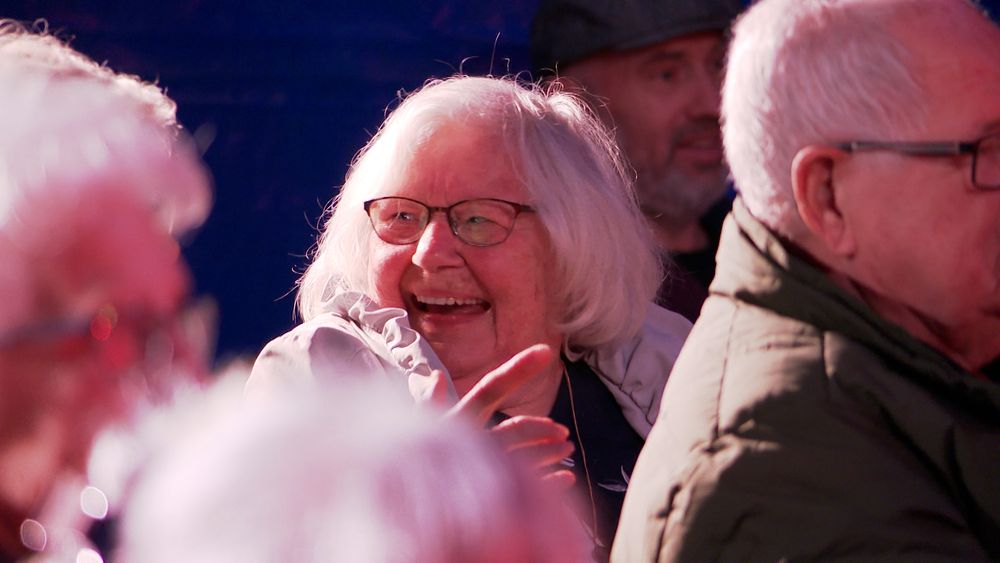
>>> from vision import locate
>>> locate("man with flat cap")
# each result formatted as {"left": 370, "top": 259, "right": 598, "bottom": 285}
{"left": 532, "top": 0, "right": 744, "bottom": 322}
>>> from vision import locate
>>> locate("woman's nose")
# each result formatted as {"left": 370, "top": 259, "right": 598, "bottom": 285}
{"left": 411, "top": 214, "right": 464, "bottom": 271}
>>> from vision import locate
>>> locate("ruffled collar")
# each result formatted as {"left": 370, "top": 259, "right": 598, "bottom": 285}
{"left": 324, "top": 290, "right": 455, "bottom": 402}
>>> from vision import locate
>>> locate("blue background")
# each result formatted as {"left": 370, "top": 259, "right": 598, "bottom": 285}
{"left": 4, "top": 1, "right": 997, "bottom": 365}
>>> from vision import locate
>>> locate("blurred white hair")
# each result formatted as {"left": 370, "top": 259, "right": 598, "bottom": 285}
{"left": 721, "top": 0, "right": 952, "bottom": 235}
{"left": 117, "top": 376, "right": 587, "bottom": 563}
{"left": 0, "top": 23, "right": 211, "bottom": 330}
{"left": 0, "top": 19, "right": 178, "bottom": 132}
{"left": 0, "top": 21, "right": 210, "bottom": 236}
{"left": 298, "top": 75, "right": 661, "bottom": 351}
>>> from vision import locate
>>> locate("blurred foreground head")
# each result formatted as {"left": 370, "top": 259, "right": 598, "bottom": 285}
{"left": 118, "top": 378, "right": 587, "bottom": 563}
{"left": 0, "top": 19, "right": 212, "bottom": 558}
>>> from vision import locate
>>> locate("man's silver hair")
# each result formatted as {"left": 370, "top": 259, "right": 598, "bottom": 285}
{"left": 298, "top": 75, "right": 661, "bottom": 351}
{"left": 721, "top": 0, "right": 948, "bottom": 235}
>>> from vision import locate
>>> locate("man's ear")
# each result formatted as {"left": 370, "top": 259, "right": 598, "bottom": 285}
{"left": 791, "top": 145, "right": 856, "bottom": 257}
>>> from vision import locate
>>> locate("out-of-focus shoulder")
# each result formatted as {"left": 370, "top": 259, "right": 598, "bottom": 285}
{"left": 245, "top": 313, "right": 385, "bottom": 404}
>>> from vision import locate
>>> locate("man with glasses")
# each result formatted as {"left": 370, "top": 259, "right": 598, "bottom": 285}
{"left": 0, "top": 22, "right": 212, "bottom": 561}
{"left": 614, "top": 0, "right": 1000, "bottom": 560}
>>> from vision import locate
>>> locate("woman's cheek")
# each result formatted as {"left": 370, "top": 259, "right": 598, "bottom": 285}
{"left": 369, "top": 243, "right": 411, "bottom": 308}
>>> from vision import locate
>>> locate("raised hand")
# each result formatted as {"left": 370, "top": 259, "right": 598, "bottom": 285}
{"left": 446, "top": 344, "right": 575, "bottom": 488}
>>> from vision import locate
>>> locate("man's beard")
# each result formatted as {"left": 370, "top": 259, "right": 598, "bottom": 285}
{"left": 635, "top": 164, "right": 729, "bottom": 225}
{"left": 631, "top": 118, "right": 730, "bottom": 224}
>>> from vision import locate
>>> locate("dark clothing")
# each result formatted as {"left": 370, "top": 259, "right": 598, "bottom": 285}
{"left": 982, "top": 357, "right": 1000, "bottom": 384}
{"left": 656, "top": 257, "right": 708, "bottom": 323}
{"left": 549, "top": 357, "right": 645, "bottom": 563}
{"left": 0, "top": 502, "right": 28, "bottom": 563}
{"left": 615, "top": 198, "right": 1000, "bottom": 562}
{"left": 490, "top": 357, "right": 647, "bottom": 563}
{"left": 655, "top": 196, "right": 730, "bottom": 322}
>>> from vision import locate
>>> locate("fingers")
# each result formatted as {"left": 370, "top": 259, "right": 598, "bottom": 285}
{"left": 491, "top": 415, "right": 574, "bottom": 472}
{"left": 449, "top": 343, "right": 556, "bottom": 425}
{"left": 541, "top": 469, "right": 577, "bottom": 491}
{"left": 510, "top": 439, "right": 575, "bottom": 471}
{"left": 489, "top": 415, "right": 577, "bottom": 495}
{"left": 492, "top": 415, "right": 569, "bottom": 452}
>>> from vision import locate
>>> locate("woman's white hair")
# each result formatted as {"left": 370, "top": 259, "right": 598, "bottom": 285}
{"left": 722, "top": 0, "right": 939, "bottom": 235}
{"left": 299, "top": 75, "right": 660, "bottom": 351}
{"left": 117, "top": 376, "right": 587, "bottom": 563}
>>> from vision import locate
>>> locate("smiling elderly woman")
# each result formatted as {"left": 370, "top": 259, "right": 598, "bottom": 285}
{"left": 247, "top": 75, "right": 690, "bottom": 557}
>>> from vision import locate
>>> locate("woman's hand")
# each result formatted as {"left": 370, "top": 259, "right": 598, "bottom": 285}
{"left": 492, "top": 415, "right": 576, "bottom": 489}
{"left": 447, "top": 344, "right": 555, "bottom": 424}
{"left": 445, "top": 344, "right": 575, "bottom": 488}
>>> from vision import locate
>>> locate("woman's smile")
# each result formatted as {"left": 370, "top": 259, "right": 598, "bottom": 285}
{"left": 408, "top": 292, "right": 491, "bottom": 316}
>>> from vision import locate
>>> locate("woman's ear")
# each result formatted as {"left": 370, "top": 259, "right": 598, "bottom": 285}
{"left": 791, "top": 145, "right": 856, "bottom": 257}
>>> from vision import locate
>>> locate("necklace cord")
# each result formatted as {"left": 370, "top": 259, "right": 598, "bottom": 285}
{"left": 563, "top": 362, "right": 600, "bottom": 544}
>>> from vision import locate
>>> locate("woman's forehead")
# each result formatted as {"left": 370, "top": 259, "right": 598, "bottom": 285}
{"left": 375, "top": 124, "right": 531, "bottom": 204}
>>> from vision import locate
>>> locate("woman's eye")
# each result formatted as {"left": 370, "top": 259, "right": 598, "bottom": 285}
{"left": 464, "top": 215, "right": 499, "bottom": 227}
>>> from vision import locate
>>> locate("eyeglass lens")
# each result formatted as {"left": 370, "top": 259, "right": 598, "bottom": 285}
{"left": 367, "top": 198, "right": 521, "bottom": 246}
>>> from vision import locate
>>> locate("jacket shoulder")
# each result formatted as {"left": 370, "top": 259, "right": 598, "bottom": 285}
{"left": 584, "top": 303, "right": 692, "bottom": 437}
{"left": 614, "top": 297, "right": 991, "bottom": 561}
{"left": 245, "top": 314, "right": 388, "bottom": 402}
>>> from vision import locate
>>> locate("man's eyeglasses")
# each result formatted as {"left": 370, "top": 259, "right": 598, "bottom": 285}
{"left": 364, "top": 196, "right": 535, "bottom": 247}
{"left": 836, "top": 132, "right": 1000, "bottom": 190}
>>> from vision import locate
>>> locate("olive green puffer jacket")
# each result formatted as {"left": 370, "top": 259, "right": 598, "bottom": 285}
{"left": 614, "top": 199, "right": 1000, "bottom": 562}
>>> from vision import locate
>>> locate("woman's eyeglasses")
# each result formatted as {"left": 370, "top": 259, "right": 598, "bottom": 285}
{"left": 364, "top": 196, "right": 535, "bottom": 247}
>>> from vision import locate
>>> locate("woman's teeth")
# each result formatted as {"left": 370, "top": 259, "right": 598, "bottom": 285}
{"left": 415, "top": 296, "right": 484, "bottom": 306}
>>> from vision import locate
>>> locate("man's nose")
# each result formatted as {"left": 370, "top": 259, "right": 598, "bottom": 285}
{"left": 688, "top": 66, "right": 722, "bottom": 118}
{"left": 411, "top": 214, "right": 465, "bottom": 271}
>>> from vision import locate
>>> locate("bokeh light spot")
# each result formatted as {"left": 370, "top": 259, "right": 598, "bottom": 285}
{"left": 19, "top": 519, "right": 47, "bottom": 552}
{"left": 80, "top": 485, "right": 109, "bottom": 519}
{"left": 76, "top": 547, "right": 104, "bottom": 563}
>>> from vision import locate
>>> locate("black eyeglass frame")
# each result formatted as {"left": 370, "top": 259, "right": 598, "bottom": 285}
{"left": 835, "top": 132, "right": 1000, "bottom": 190}
{"left": 363, "top": 196, "right": 536, "bottom": 247}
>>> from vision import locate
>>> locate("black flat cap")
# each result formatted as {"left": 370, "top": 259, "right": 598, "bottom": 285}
{"left": 531, "top": 0, "right": 744, "bottom": 74}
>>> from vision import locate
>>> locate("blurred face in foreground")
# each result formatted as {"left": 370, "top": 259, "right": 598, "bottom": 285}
{"left": 0, "top": 191, "right": 204, "bottom": 517}
{"left": 367, "top": 121, "right": 563, "bottom": 395}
